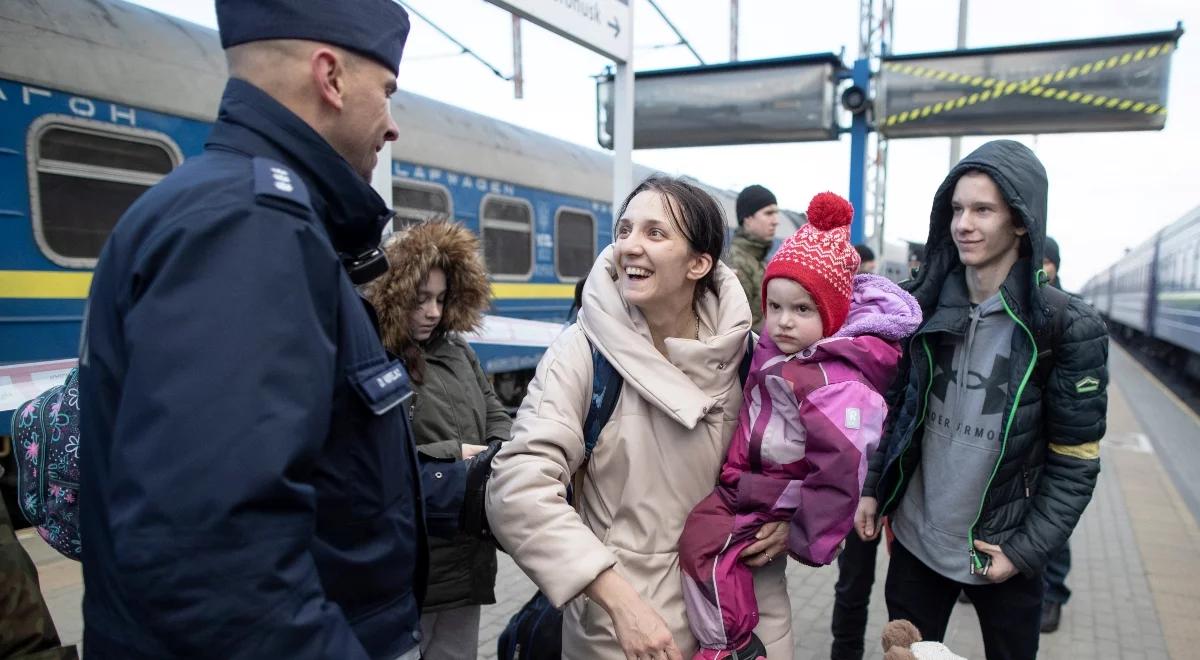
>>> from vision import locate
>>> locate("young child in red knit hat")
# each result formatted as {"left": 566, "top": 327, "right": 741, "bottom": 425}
{"left": 677, "top": 192, "right": 922, "bottom": 659}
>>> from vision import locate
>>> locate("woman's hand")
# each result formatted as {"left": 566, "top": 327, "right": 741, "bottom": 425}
{"left": 461, "top": 443, "right": 488, "bottom": 459}
{"left": 739, "top": 520, "right": 788, "bottom": 567}
{"left": 855, "top": 496, "right": 880, "bottom": 541}
{"left": 586, "top": 569, "right": 682, "bottom": 660}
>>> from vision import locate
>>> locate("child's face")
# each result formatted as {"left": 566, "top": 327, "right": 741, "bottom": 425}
{"left": 765, "top": 278, "right": 825, "bottom": 354}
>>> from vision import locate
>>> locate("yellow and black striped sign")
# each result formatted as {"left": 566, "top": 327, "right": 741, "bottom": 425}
{"left": 877, "top": 29, "right": 1181, "bottom": 139}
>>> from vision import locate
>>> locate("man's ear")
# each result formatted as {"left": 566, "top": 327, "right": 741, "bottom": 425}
{"left": 311, "top": 47, "right": 346, "bottom": 111}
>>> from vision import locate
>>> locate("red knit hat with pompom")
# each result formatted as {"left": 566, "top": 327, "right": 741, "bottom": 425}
{"left": 761, "top": 192, "right": 860, "bottom": 337}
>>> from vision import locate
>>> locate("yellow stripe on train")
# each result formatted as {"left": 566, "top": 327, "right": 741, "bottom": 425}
{"left": 0, "top": 271, "right": 574, "bottom": 301}
{"left": 0, "top": 271, "right": 93, "bottom": 299}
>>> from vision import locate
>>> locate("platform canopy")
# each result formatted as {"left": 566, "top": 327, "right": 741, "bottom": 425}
{"left": 877, "top": 28, "right": 1184, "bottom": 139}
{"left": 596, "top": 53, "right": 843, "bottom": 149}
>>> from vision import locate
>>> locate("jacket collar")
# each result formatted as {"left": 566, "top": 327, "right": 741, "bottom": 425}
{"left": 205, "top": 78, "right": 393, "bottom": 255}
{"left": 919, "top": 258, "right": 1033, "bottom": 335}
{"left": 732, "top": 227, "right": 772, "bottom": 261}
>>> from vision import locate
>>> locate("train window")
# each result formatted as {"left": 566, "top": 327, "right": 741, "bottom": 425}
{"left": 555, "top": 208, "right": 595, "bottom": 280}
{"left": 392, "top": 180, "right": 452, "bottom": 228}
{"left": 30, "top": 118, "right": 181, "bottom": 268}
{"left": 481, "top": 195, "right": 533, "bottom": 278}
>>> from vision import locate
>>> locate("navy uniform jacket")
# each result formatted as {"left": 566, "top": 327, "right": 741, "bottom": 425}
{"left": 78, "top": 78, "right": 466, "bottom": 660}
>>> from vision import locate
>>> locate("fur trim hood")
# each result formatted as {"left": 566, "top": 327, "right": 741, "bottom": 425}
{"left": 368, "top": 219, "right": 491, "bottom": 353}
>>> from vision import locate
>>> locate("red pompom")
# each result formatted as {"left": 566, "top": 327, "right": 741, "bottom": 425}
{"left": 806, "top": 192, "right": 854, "bottom": 230}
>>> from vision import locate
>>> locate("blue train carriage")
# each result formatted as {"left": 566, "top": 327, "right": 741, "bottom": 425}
{"left": 1150, "top": 205, "right": 1200, "bottom": 377}
{"left": 1104, "top": 232, "right": 1157, "bottom": 337}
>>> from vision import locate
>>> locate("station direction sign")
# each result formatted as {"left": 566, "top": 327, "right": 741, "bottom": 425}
{"left": 878, "top": 28, "right": 1183, "bottom": 139}
{"left": 596, "top": 54, "right": 843, "bottom": 149}
{"left": 490, "top": 0, "right": 632, "bottom": 62}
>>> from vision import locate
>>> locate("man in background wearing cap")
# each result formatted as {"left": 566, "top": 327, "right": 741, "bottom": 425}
{"left": 728, "top": 184, "right": 780, "bottom": 329}
{"left": 78, "top": 2, "right": 490, "bottom": 659}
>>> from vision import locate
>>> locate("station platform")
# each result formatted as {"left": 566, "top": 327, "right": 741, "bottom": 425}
{"left": 20, "top": 344, "right": 1200, "bottom": 658}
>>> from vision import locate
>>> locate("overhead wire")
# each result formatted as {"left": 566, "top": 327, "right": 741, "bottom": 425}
{"left": 396, "top": 0, "right": 512, "bottom": 81}
{"left": 644, "top": 0, "right": 705, "bottom": 65}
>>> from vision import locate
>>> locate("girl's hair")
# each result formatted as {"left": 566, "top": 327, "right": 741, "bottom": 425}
{"left": 614, "top": 175, "right": 727, "bottom": 307}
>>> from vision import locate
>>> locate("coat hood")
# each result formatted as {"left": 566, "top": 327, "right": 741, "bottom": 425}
{"left": 367, "top": 219, "right": 492, "bottom": 354}
{"left": 577, "top": 246, "right": 751, "bottom": 430}
{"left": 908, "top": 139, "right": 1054, "bottom": 331}
{"left": 835, "top": 274, "right": 922, "bottom": 343}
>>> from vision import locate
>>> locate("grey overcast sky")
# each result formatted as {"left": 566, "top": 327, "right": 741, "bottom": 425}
{"left": 127, "top": 0, "right": 1198, "bottom": 286}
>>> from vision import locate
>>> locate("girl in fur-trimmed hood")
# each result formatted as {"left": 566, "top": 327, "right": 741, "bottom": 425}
{"left": 367, "top": 219, "right": 511, "bottom": 659}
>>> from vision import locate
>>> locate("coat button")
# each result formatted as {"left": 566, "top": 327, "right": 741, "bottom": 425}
{"left": 412, "top": 629, "right": 421, "bottom": 642}
{"left": 435, "top": 471, "right": 443, "bottom": 479}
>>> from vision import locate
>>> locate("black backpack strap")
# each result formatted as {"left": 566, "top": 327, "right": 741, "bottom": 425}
{"left": 1034, "top": 285, "right": 1070, "bottom": 385}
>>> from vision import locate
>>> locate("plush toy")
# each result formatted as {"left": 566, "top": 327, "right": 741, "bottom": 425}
{"left": 881, "top": 620, "right": 967, "bottom": 660}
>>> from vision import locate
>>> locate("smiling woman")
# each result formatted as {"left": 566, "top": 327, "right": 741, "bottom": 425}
{"left": 486, "top": 176, "right": 796, "bottom": 659}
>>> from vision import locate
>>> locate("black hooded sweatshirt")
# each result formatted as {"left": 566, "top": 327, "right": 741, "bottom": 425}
{"left": 864, "top": 140, "right": 1110, "bottom": 578}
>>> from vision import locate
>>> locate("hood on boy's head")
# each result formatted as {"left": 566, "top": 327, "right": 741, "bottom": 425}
{"left": 908, "top": 139, "right": 1049, "bottom": 315}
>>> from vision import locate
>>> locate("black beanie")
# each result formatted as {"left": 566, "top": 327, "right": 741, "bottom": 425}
{"left": 1043, "top": 236, "right": 1061, "bottom": 269}
{"left": 736, "top": 185, "right": 777, "bottom": 225}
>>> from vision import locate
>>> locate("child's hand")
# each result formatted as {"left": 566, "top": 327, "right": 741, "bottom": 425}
{"left": 740, "top": 521, "right": 788, "bottom": 567}
{"left": 855, "top": 497, "right": 879, "bottom": 541}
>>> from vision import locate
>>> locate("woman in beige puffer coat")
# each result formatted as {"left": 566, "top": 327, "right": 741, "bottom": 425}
{"left": 487, "top": 176, "right": 794, "bottom": 659}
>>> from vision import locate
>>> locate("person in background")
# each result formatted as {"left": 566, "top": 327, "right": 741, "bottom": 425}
{"left": 568, "top": 277, "right": 587, "bottom": 324}
{"left": 728, "top": 184, "right": 780, "bottom": 330}
{"left": 0, "top": 479, "right": 78, "bottom": 659}
{"left": 368, "top": 219, "right": 512, "bottom": 659}
{"left": 1043, "top": 236, "right": 1062, "bottom": 290}
{"left": 907, "top": 245, "right": 925, "bottom": 278}
{"left": 856, "top": 140, "right": 1109, "bottom": 659}
{"left": 679, "top": 192, "right": 920, "bottom": 660}
{"left": 1039, "top": 235, "right": 1070, "bottom": 634}
{"left": 855, "top": 244, "right": 877, "bottom": 274}
{"left": 76, "top": 3, "right": 492, "bottom": 658}
{"left": 487, "top": 176, "right": 794, "bottom": 659}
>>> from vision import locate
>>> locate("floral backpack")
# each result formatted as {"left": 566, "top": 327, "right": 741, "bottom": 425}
{"left": 10, "top": 367, "right": 83, "bottom": 560}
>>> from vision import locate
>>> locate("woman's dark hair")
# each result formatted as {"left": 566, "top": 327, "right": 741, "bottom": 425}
{"left": 614, "top": 175, "right": 726, "bottom": 307}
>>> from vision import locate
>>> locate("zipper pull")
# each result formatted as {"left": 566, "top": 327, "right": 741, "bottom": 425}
{"left": 968, "top": 548, "right": 987, "bottom": 575}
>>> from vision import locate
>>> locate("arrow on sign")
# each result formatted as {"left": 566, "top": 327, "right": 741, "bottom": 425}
{"left": 608, "top": 17, "right": 620, "bottom": 38}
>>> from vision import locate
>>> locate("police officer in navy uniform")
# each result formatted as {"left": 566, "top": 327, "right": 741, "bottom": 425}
{"left": 78, "top": 2, "right": 492, "bottom": 658}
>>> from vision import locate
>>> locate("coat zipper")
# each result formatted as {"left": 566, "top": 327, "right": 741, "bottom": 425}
{"left": 881, "top": 334, "right": 935, "bottom": 513}
{"left": 967, "top": 291, "right": 1038, "bottom": 573}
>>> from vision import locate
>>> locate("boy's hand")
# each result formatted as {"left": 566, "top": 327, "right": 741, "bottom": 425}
{"left": 973, "top": 540, "right": 1018, "bottom": 582}
{"left": 855, "top": 497, "right": 879, "bottom": 541}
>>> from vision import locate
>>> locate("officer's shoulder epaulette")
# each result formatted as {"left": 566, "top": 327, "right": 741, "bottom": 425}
{"left": 252, "top": 157, "right": 312, "bottom": 215}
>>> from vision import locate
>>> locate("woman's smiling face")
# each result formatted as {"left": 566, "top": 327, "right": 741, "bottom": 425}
{"left": 613, "top": 190, "right": 709, "bottom": 310}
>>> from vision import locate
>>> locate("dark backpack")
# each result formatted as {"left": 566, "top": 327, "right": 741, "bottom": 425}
{"left": 10, "top": 367, "right": 83, "bottom": 560}
{"left": 498, "top": 337, "right": 753, "bottom": 660}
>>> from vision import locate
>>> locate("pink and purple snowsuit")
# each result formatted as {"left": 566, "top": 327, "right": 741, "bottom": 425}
{"left": 679, "top": 274, "right": 921, "bottom": 655}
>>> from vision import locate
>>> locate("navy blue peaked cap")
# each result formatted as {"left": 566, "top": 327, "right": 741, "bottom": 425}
{"left": 217, "top": 0, "right": 411, "bottom": 72}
